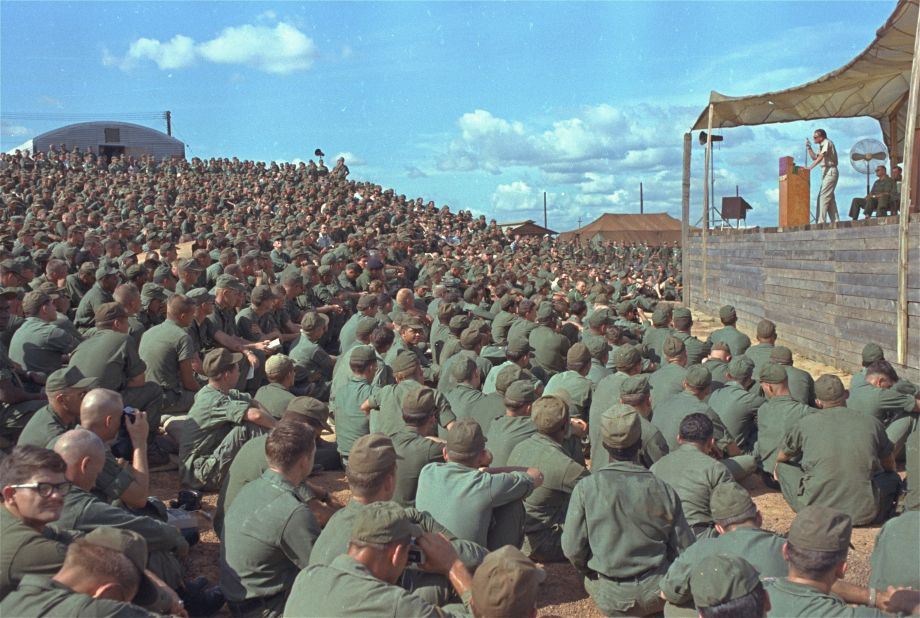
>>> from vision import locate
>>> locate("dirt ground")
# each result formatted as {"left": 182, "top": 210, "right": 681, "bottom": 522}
{"left": 150, "top": 309, "right": 885, "bottom": 617}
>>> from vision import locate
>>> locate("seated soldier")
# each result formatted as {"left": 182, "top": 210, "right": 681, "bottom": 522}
{"left": 220, "top": 421, "right": 321, "bottom": 617}
{"left": 444, "top": 357, "right": 494, "bottom": 433}
{"left": 688, "top": 555, "right": 769, "bottom": 618}
{"left": 287, "top": 396, "right": 341, "bottom": 472}
{"left": 648, "top": 336, "right": 688, "bottom": 408}
{"left": 0, "top": 528, "right": 170, "bottom": 618}
{"left": 179, "top": 348, "right": 277, "bottom": 491}
{"left": 9, "top": 291, "right": 79, "bottom": 376}
{"left": 543, "top": 343, "right": 594, "bottom": 421}
{"left": 287, "top": 502, "right": 474, "bottom": 617}
{"left": 706, "top": 305, "right": 751, "bottom": 357}
{"left": 253, "top": 355, "right": 296, "bottom": 419}
{"left": 328, "top": 317, "right": 380, "bottom": 413}
{"left": 416, "top": 418, "right": 543, "bottom": 550}
{"left": 17, "top": 367, "right": 97, "bottom": 448}
{"left": 707, "top": 356, "right": 764, "bottom": 454}
{"left": 391, "top": 387, "right": 444, "bottom": 508}
{"left": 849, "top": 165, "right": 897, "bottom": 220}
{"left": 138, "top": 294, "right": 200, "bottom": 417}
{"left": 289, "top": 312, "right": 335, "bottom": 400}
{"left": 334, "top": 345, "right": 379, "bottom": 466}
{"left": 364, "top": 351, "right": 455, "bottom": 436}
{"left": 847, "top": 359, "right": 919, "bottom": 460}
{"left": 768, "top": 346, "right": 816, "bottom": 406}
{"left": 468, "top": 546, "right": 544, "bottom": 618}
{"left": 755, "top": 364, "right": 817, "bottom": 488}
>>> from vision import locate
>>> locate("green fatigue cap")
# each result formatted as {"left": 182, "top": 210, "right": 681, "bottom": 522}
{"left": 402, "top": 386, "right": 436, "bottom": 421}
{"left": 348, "top": 433, "right": 400, "bottom": 475}
{"left": 265, "top": 354, "right": 293, "bottom": 377}
{"left": 438, "top": 302, "right": 458, "bottom": 322}
{"left": 320, "top": 252, "right": 338, "bottom": 266}
{"left": 124, "top": 264, "right": 145, "bottom": 279}
{"left": 770, "top": 346, "right": 793, "bottom": 365}
{"left": 506, "top": 337, "right": 532, "bottom": 355}
{"left": 356, "top": 317, "right": 379, "bottom": 340}
{"left": 84, "top": 528, "right": 158, "bottom": 606}
{"left": 711, "top": 341, "right": 730, "bottom": 353}
{"left": 216, "top": 274, "right": 246, "bottom": 292}
{"left": 286, "top": 396, "right": 332, "bottom": 431}
{"left": 22, "top": 291, "right": 53, "bottom": 315}
{"left": 710, "top": 481, "right": 757, "bottom": 522}
{"left": 620, "top": 374, "right": 650, "bottom": 396}
{"left": 94, "top": 302, "right": 128, "bottom": 324}
{"left": 815, "top": 374, "right": 846, "bottom": 402}
{"left": 96, "top": 263, "right": 120, "bottom": 279}
{"left": 392, "top": 350, "right": 420, "bottom": 374}
{"left": 451, "top": 356, "right": 478, "bottom": 382}
{"left": 350, "top": 345, "right": 377, "bottom": 365}
{"left": 460, "top": 327, "right": 481, "bottom": 349}
{"left": 495, "top": 364, "right": 527, "bottom": 395}
{"left": 301, "top": 311, "right": 329, "bottom": 332}
{"left": 535, "top": 302, "right": 555, "bottom": 321}
{"left": 756, "top": 319, "right": 776, "bottom": 339}
{"left": 690, "top": 555, "right": 761, "bottom": 610}
{"left": 566, "top": 342, "right": 591, "bottom": 368}
{"left": 896, "top": 380, "right": 918, "bottom": 397}
{"left": 447, "top": 417, "right": 487, "bottom": 456}
{"left": 141, "top": 283, "right": 168, "bottom": 302}
{"left": 0, "top": 287, "right": 20, "bottom": 299}
{"left": 663, "top": 335, "right": 686, "bottom": 358}
{"left": 78, "top": 261, "right": 97, "bottom": 273}
{"left": 280, "top": 269, "right": 303, "bottom": 286}
{"left": 402, "top": 316, "right": 426, "bottom": 331}
{"left": 449, "top": 315, "right": 471, "bottom": 332}
{"left": 356, "top": 294, "right": 377, "bottom": 311}
{"left": 685, "top": 365, "right": 712, "bottom": 389}
{"left": 472, "top": 545, "right": 546, "bottom": 618}
{"left": 652, "top": 305, "right": 672, "bottom": 326}
{"left": 178, "top": 257, "right": 203, "bottom": 272}
{"left": 350, "top": 501, "right": 423, "bottom": 546}
{"left": 36, "top": 282, "right": 64, "bottom": 296}
{"left": 251, "top": 285, "right": 276, "bottom": 305}
{"left": 499, "top": 294, "right": 516, "bottom": 310}
{"left": 788, "top": 505, "right": 853, "bottom": 552}
{"left": 862, "top": 343, "right": 884, "bottom": 364}
{"left": 584, "top": 336, "right": 608, "bottom": 359}
{"left": 202, "top": 348, "right": 243, "bottom": 378}
{"left": 504, "top": 379, "right": 537, "bottom": 404}
{"left": 615, "top": 300, "right": 633, "bottom": 315}
{"left": 187, "top": 287, "right": 214, "bottom": 305}
{"left": 531, "top": 395, "right": 568, "bottom": 434}
{"left": 601, "top": 404, "right": 641, "bottom": 449}
{"left": 727, "top": 356, "right": 755, "bottom": 381}
{"left": 613, "top": 344, "right": 641, "bottom": 370}
{"left": 759, "top": 363, "right": 787, "bottom": 384}
{"left": 672, "top": 307, "right": 692, "bottom": 320}
{"left": 0, "top": 259, "right": 24, "bottom": 276}
{"left": 587, "top": 308, "right": 613, "bottom": 329}
{"left": 45, "top": 366, "right": 98, "bottom": 393}
{"left": 317, "top": 264, "right": 333, "bottom": 277}
{"left": 719, "top": 305, "right": 737, "bottom": 322}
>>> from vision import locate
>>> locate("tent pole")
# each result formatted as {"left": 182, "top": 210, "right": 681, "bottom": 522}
{"left": 702, "top": 104, "right": 713, "bottom": 301}
{"left": 897, "top": 9, "right": 920, "bottom": 366}
{"left": 682, "top": 133, "right": 691, "bottom": 306}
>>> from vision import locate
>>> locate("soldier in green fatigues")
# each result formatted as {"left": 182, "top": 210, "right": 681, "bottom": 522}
{"left": 769, "top": 346, "right": 816, "bottom": 406}
{"left": 648, "top": 336, "right": 688, "bottom": 408}
{"left": 179, "top": 349, "right": 277, "bottom": 491}
{"left": 651, "top": 413, "right": 735, "bottom": 540}
{"left": 485, "top": 380, "right": 539, "bottom": 467}
{"left": 0, "top": 527, "right": 166, "bottom": 618}
{"left": 847, "top": 360, "right": 919, "bottom": 459}
{"left": 706, "top": 305, "right": 751, "bottom": 357}
{"left": 585, "top": 335, "right": 612, "bottom": 386}
{"left": 289, "top": 311, "right": 335, "bottom": 400}
{"left": 506, "top": 299, "right": 538, "bottom": 351}
{"left": 528, "top": 303, "right": 570, "bottom": 379}
{"left": 588, "top": 345, "right": 643, "bottom": 462}
{"left": 490, "top": 295, "right": 519, "bottom": 346}
{"left": 328, "top": 317, "right": 381, "bottom": 412}
{"left": 651, "top": 365, "right": 736, "bottom": 456}
{"left": 9, "top": 291, "right": 79, "bottom": 375}
{"left": 707, "top": 356, "right": 764, "bottom": 454}
{"left": 445, "top": 357, "right": 498, "bottom": 433}
{"left": 687, "top": 555, "right": 767, "bottom": 618}
{"left": 594, "top": 382, "right": 669, "bottom": 470}
{"left": 775, "top": 375, "right": 901, "bottom": 525}
{"left": 438, "top": 314, "right": 469, "bottom": 368}
{"left": 253, "top": 355, "right": 296, "bottom": 418}
{"left": 507, "top": 394, "right": 589, "bottom": 562}
{"left": 17, "top": 367, "right": 97, "bottom": 448}
{"left": 670, "top": 307, "right": 709, "bottom": 366}
{"left": 332, "top": 346, "right": 378, "bottom": 465}
{"left": 289, "top": 502, "right": 475, "bottom": 617}
{"left": 219, "top": 421, "right": 321, "bottom": 617}
{"left": 851, "top": 343, "right": 884, "bottom": 390}
{"left": 701, "top": 341, "right": 731, "bottom": 390}
{"left": 366, "top": 351, "right": 455, "bottom": 436}
{"left": 756, "top": 364, "right": 817, "bottom": 487}
{"left": 437, "top": 327, "right": 492, "bottom": 395}
{"left": 745, "top": 319, "right": 777, "bottom": 380}
{"left": 308, "top": 434, "right": 486, "bottom": 606}
{"left": 482, "top": 337, "right": 533, "bottom": 395}
{"left": 391, "top": 387, "right": 444, "bottom": 508}
{"left": 73, "top": 265, "right": 119, "bottom": 334}
{"left": 563, "top": 407, "right": 694, "bottom": 617}
{"left": 338, "top": 294, "right": 377, "bottom": 354}
{"left": 544, "top": 343, "right": 594, "bottom": 421}
{"left": 385, "top": 316, "right": 437, "bottom": 384}
{"left": 138, "top": 294, "right": 200, "bottom": 416}
{"left": 641, "top": 305, "right": 673, "bottom": 366}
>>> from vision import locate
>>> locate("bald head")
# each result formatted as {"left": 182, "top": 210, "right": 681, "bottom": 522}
{"left": 395, "top": 288, "right": 413, "bottom": 308}
{"left": 79, "top": 389, "right": 124, "bottom": 437}
{"left": 54, "top": 428, "right": 105, "bottom": 469}
{"left": 113, "top": 283, "right": 140, "bottom": 313}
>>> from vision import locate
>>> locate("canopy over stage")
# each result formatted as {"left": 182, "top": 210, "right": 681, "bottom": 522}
{"left": 681, "top": 0, "right": 919, "bottom": 366}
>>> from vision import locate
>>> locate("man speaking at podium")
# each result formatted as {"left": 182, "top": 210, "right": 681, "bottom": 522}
{"left": 805, "top": 129, "right": 839, "bottom": 223}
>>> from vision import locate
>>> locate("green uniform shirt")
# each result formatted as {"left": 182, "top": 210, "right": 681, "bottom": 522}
{"left": 0, "top": 575, "right": 157, "bottom": 618}
{"left": 333, "top": 376, "right": 376, "bottom": 459}
{"left": 781, "top": 406, "right": 893, "bottom": 525}
{"left": 507, "top": 433, "right": 589, "bottom": 535}
{"left": 869, "top": 510, "right": 920, "bottom": 590}
{"left": 660, "top": 526, "right": 786, "bottom": 606}
{"left": 391, "top": 428, "right": 444, "bottom": 507}
{"left": 708, "top": 381, "right": 765, "bottom": 453}
{"left": 235, "top": 306, "right": 271, "bottom": 342}
{"left": 651, "top": 443, "right": 733, "bottom": 529}
{"left": 179, "top": 385, "right": 252, "bottom": 487}
{"left": 529, "top": 324, "right": 570, "bottom": 375}
{"left": 253, "top": 382, "right": 295, "bottom": 419}
{"left": 651, "top": 390, "right": 734, "bottom": 453}
{"left": 745, "top": 342, "right": 775, "bottom": 379}
{"left": 673, "top": 331, "right": 709, "bottom": 366}
{"left": 544, "top": 371, "right": 593, "bottom": 420}
{"left": 706, "top": 325, "right": 751, "bottom": 357}
{"left": 219, "top": 469, "right": 320, "bottom": 605}
{"left": 437, "top": 350, "right": 492, "bottom": 395}
{"left": 73, "top": 284, "right": 114, "bottom": 332}
{"left": 764, "top": 578, "right": 886, "bottom": 617}
{"left": 67, "top": 330, "right": 146, "bottom": 391}
{"left": 138, "top": 319, "right": 197, "bottom": 396}
{"left": 648, "top": 362, "right": 687, "bottom": 408}
{"left": 368, "top": 379, "right": 454, "bottom": 436}
{"left": 848, "top": 381, "right": 917, "bottom": 427}
{"left": 642, "top": 325, "right": 673, "bottom": 365}
{"left": 207, "top": 304, "right": 240, "bottom": 338}
{"left": 486, "top": 415, "right": 537, "bottom": 467}
{"left": 336, "top": 312, "right": 364, "bottom": 354}
{"left": 290, "top": 333, "right": 334, "bottom": 381}
{"left": 562, "top": 461, "right": 694, "bottom": 578}
{"left": 188, "top": 317, "right": 217, "bottom": 355}
{"left": 482, "top": 360, "right": 514, "bottom": 395}
{"left": 506, "top": 318, "right": 537, "bottom": 348}
{"left": 586, "top": 358, "right": 613, "bottom": 387}
{"left": 588, "top": 372, "right": 630, "bottom": 461}
{"left": 416, "top": 462, "right": 534, "bottom": 547}
{"left": 756, "top": 394, "right": 816, "bottom": 472}
{"left": 783, "top": 364, "right": 817, "bottom": 406}
{"left": 491, "top": 310, "right": 518, "bottom": 346}
{"left": 16, "top": 405, "right": 71, "bottom": 448}
{"left": 445, "top": 383, "right": 498, "bottom": 434}
{"left": 0, "top": 509, "right": 70, "bottom": 601}
{"left": 9, "top": 317, "right": 78, "bottom": 375}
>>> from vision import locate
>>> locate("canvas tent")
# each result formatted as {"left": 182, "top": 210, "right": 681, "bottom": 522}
{"left": 559, "top": 213, "right": 683, "bottom": 245}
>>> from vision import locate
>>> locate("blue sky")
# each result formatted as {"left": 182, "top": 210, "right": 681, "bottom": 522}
{"left": 1, "top": 1, "right": 894, "bottom": 229}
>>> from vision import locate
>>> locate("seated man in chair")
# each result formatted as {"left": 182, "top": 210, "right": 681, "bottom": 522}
{"left": 849, "top": 165, "right": 897, "bottom": 220}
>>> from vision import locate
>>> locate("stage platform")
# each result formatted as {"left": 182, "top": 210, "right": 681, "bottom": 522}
{"left": 684, "top": 215, "right": 919, "bottom": 375}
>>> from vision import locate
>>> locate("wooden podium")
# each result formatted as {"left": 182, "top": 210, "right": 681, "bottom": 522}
{"left": 778, "top": 156, "right": 810, "bottom": 227}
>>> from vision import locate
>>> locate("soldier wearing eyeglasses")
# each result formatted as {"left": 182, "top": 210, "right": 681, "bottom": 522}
{"left": 0, "top": 445, "right": 77, "bottom": 600}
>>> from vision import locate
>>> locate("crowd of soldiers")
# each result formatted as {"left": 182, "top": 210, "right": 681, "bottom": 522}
{"left": 0, "top": 145, "right": 917, "bottom": 617}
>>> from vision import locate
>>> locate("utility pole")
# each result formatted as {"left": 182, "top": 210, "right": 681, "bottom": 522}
{"left": 640, "top": 182, "right": 644, "bottom": 214}
{"left": 543, "top": 191, "right": 548, "bottom": 229}
{"left": 165, "top": 111, "right": 172, "bottom": 136}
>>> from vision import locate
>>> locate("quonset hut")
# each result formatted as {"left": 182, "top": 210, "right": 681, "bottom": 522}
{"left": 9, "top": 121, "right": 184, "bottom": 160}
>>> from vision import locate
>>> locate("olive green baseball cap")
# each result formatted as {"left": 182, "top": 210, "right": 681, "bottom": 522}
{"left": 770, "top": 346, "right": 793, "bottom": 365}
{"left": 663, "top": 336, "right": 685, "bottom": 358}
{"left": 759, "top": 363, "right": 787, "bottom": 384}
{"left": 285, "top": 396, "right": 332, "bottom": 431}
{"left": 612, "top": 344, "right": 641, "bottom": 370}
{"left": 620, "top": 375, "right": 650, "bottom": 396}
{"left": 718, "top": 305, "right": 737, "bottom": 322}
{"left": 600, "top": 404, "right": 641, "bottom": 449}
{"left": 350, "top": 345, "right": 377, "bottom": 365}
{"left": 756, "top": 319, "right": 776, "bottom": 339}
{"left": 350, "top": 501, "right": 422, "bottom": 546}
{"left": 391, "top": 350, "right": 420, "bottom": 374}
{"left": 471, "top": 545, "right": 545, "bottom": 617}
{"left": 814, "top": 374, "right": 846, "bottom": 402}
{"left": 265, "top": 354, "right": 293, "bottom": 377}
{"left": 531, "top": 395, "right": 568, "bottom": 434}
{"left": 690, "top": 554, "right": 761, "bottom": 610}
{"left": 201, "top": 348, "right": 243, "bottom": 378}
{"left": 787, "top": 505, "right": 852, "bottom": 552}
{"left": 710, "top": 481, "right": 756, "bottom": 522}
{"left": 685, "top": 365, "right": 713, "bottom": 389}
{"left": 862, "top": 343, "right": 884, "bottom": 364}
{"left": 727, "top": 356, "right": 754, "bottom": 381}
{"left": 504, "top": 379, "right": 537, "bottom": 404}
{"left": 347, "top": 433, "right": 400, "bottom": 475}
{"left": 402, "top": 386, "right": 436, "bottom": 421}
{"left": 446, "top": 417, "right": 486, "bottom": 456}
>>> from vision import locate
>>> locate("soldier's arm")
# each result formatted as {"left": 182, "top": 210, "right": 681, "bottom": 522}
{"left": 561, "top": 485, "right": 591, "bottom": 573}
{"left": 244, "top": 404, "right": 278, "bottom": 429}
{"left": 177, "top": 358, "right": 201, "bottom": 392}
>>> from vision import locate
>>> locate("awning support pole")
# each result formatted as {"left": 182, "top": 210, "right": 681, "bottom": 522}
{"left": 702, "top": 104, "right": 713, "bottom": 301}
{"left": 682, "top": 133, "right": 691, "bottom": 305}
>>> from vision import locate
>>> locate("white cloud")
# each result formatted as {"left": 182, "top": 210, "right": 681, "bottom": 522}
{"left": 341, "top": 45, "right": 354, "bottom": 60}
{"left": 37, "top": 95, "right": 64, "bottom": 109}
{"left": 106, "top": 21, "right": 318, "bottom": 74}
{"left": 1, "top": 121, "right": 30, "bottom": 138}
{"left": 406, "top": 166, "right": 428, "bottom": 179}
